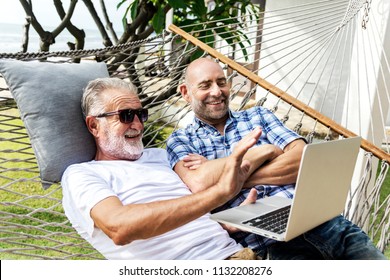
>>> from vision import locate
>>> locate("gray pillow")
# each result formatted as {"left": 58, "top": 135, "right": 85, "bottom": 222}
{"left": 0, "top": 60, "right": 109, "bottom": 189}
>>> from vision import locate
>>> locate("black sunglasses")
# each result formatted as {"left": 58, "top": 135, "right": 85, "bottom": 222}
{"left": 96, "top": 108, "right": 148, "bottom": 123}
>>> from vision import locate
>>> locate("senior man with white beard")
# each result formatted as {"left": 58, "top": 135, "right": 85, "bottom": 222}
{"left": 61, "top": 77, "right": 262, "bottom": 260}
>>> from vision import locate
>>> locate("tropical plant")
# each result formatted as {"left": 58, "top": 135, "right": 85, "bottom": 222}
{"left": 18, "top": 0, "right": 260, "bottom": 53}
{"left": 16, "top": 0, "right": 261, "bottom": 105}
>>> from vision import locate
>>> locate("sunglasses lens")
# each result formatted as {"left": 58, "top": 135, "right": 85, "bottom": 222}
{"left": 140, "top": 109, "right": 148, "bottom": 122}
{"left": 119, "top": 109, "right": 148, "bottom": 123}
{"left": 119, "top": 110, "right": 132, "bottom": 123}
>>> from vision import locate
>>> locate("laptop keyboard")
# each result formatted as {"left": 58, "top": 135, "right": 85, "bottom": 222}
{"left": 242, "top": 205, "right": 291, "bottom": 234}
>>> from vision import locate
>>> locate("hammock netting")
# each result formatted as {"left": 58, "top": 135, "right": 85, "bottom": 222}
{"left": 0, "top": 0, "right": 389, "bottom": 259}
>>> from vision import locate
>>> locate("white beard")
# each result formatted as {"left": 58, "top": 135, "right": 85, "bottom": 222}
{"left": 101, "top": 127, "right": 144, "bottom": 160}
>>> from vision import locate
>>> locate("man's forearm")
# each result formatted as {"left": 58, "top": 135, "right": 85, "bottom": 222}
{"left": 175, "top": 144, "right": 282, "bottom": 193}
{"left": 174, "top": 157, "right": 226, "bottom": 193}
{"left": 243, "top": 139, "right": 306, "bottom": 188}
{"left": 243, "top": 155, "right": 300, "bottom": 187}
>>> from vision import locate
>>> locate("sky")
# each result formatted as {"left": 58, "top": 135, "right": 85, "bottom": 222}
{"left": 0, "top": 0, "right": 127, "bottom": 30}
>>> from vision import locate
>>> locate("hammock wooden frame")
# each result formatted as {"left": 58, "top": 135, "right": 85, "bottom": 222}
{"left": 169, "top": 24, "right": 390, "bottom": 163}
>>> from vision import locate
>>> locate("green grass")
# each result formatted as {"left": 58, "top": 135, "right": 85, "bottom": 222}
{"left": 0, "top": 109, "right": 103, "bottom": 259}
{"left": 0, "top": 107, "right": 389, "bottom": 259}
{"left": 377, "top": 167, "right": 390, "bottom": 259}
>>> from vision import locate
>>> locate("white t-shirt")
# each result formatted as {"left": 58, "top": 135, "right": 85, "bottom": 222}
{"left": 61, "top": 148, "right": 242, "bottom": 260}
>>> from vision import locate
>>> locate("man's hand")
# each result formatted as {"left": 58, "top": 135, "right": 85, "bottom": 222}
{"left": 183, "top": 153, "right": 207, "bottom": 170}
{"left": 221, "top": 188, "right": 258, "bottom": 233}
{"left": 216, "top": 127, "right": 262, "bottom": 200}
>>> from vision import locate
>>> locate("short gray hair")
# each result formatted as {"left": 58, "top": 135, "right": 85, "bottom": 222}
{"left": 81, "top": 77, "right": 138, "bottom": 118}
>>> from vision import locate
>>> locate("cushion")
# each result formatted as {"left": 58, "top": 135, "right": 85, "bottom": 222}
{"left": 0, "top": 60, "right": 109, "bottom": 189}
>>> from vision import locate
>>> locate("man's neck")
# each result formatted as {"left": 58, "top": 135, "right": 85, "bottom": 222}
{"left": 196, "top": 114, "right": 228, "bottom": 135}
{"left": 214, "top": 122, "right": 226, "bottom": 135}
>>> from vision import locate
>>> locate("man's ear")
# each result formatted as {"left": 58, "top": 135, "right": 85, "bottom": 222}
{"left": 179, "top": 83, "right": 191, "bottom": 103}
{"left": 85, "top": 116, "right": 99, "bottom": 137}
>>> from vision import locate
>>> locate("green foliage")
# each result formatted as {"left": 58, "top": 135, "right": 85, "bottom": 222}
{"left": 175, "top": 0, "right": 260, "bottom": 60}
{"left": 142, "top": 122, "right": 174, "bottom": 147}
{"left": 117, "top": 0, "right": 261, "bottom": 60}
{"left": 153, "top": 5, "right": 165, "bottom": 33}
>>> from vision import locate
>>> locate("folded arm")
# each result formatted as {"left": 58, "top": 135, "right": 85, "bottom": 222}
{"left": 243, "top": 139, "right": 306, "bottom": 188}
{"left": 174, "top": 139, "right": 306, "bottom": 193}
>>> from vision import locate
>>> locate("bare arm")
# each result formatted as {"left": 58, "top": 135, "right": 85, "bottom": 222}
{"left": 243, "top": 139, "right": 306, "bottom": 188}
{"left": 174, "top": 142, "right": 283, "bottom": 193}
{"left": 90, "top": 127, "right": 261, "bottom": 246}
{"left": 90, "top": 188, "right": 228, "bottom": 245}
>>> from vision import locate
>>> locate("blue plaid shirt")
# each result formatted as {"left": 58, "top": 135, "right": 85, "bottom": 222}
{"left": 166, "top": 106, "right": 304, "bottom": 252}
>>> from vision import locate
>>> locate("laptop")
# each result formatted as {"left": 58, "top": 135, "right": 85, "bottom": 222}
{"left": 210, "top": 136, "right": 361, "bottom": 242}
